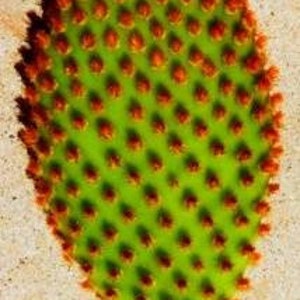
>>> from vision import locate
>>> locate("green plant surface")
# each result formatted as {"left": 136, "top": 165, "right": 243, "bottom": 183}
{"left": 18, "top": 0, "right": 282, "bottom": 299}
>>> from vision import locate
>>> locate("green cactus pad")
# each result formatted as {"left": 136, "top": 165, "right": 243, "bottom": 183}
{"left": 18, "top": 0, "right": 282, "bottom": 299}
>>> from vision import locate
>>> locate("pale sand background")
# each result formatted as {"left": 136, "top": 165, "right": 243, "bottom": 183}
{"left": 0, "top": 1, "right": 299, "bottom": 299}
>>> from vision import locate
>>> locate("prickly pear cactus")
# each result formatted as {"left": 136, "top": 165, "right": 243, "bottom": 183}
{"left": 17, "top": 0, "right": 283, "bottom": 299}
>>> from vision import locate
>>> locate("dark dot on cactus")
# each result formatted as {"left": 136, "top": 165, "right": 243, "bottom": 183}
{"left": 93, "top": 0, "right": 108, "bottom": 20}
{"left": 174, "top": 104, "right": 190, "bottom": 124}
{"left": 220, "top": 78, "right": 235, "bottom": 96}
{"left": 268, "top": 182, "right": 280, "bottom": 194}
{"left": 261, "top": 124, "right": 279, "bottom": 144}
{"left": 135, "top": 73, "right": 151, "bottom": 93}
{"left": 149, "top": 18, "right": 165, "bottom": 39}
{"left": 63, "top": 57, "right": 78, "bottom": 76}
{"left": 157, "top": 209, "right": 173, "bottom": 229}
{"left": 48, "top": 9, "right": 65, "bottom": 33}
{"left": 206, "top": 171, "right": 220, "bottom": 189}
{"left": 212, "top": 232, "right": 227, "bottom": 249}
{"left": 53, "top": 198, "right": 68, "bottom": 215}
{"left": 151, "top": 113, "right": 166, "bottom": 134}
{"left": 70, "top": 79, "right": 85, "bottom": 97}
{"left": 139, "top": 270, "right": 154, "bottom": 287}
{"left": 102, "top": 222, "right": 118, "bottom": 242}
{"left": 38, "top": 72, "right": 57, "bottom": 92}
{"left": 119, "top": 55, "right": 135, "bottom": 76}
{"left": 72, "top": 6, "right": 87, "bottom": 25}
{"left": 174, "top": 275, "right": 187, "bottom": 290}
{"left": 104, "top": 27, "right": 119, "bottom": 49}
{"left": 65, "top": 143, "right": 80, "bottom": 162}
{"left": 147, "top": 151, "right": 163, "bottom": 172}
{"left": 189, "top": 46, "right": 204, "bottom": 66}
{"left": 210, "top": 140, "right": 225, "bottom": 156}
{"left": 87, "top": 238, "right": 101, "bottom": 255}
{"left": 201, "top": 283, "right": 215, "bottom": 298}
{"left": 81, "top": 200, "right": 96, "bottom": 218}
{"left": 68, "top": 218, "right": 82, "bottom": 235}
{"left": 236, "top": 145, "right": 252, "bottom": 162}
{"left": 244, "top": 53, "right": 263, "bottom": 74}
{"left": 56, "top": 0, "right": 71, "bottom": 10}
{"left": 240, "top": 169, "right": 254, "bottom": 187}
{"left": 52, "top": 93, "right": 67, "bottom": 111}
{"left": 200, "top": 58, "right": 219, "bottom": 78}
{"left": 149, "top": 46, "right": 166, "bottom": 68}
{"left": 193, "top": 118, "right": 208, "bottom": 138}
{"left": 36, "top": 137, "right": 51, "bottom": 156}
{"left": 106, "top": 78, "right": 122, "bottom": 98}
{"left": 80, "top": 30, "right": 96, "bottom": 50}
{"left": 89, "top": 93, "right": 104, "bottom": 113}
{"left": 101, "top": 182, "right": 117, "bottom": 203}
{"left": 79, "top": 258, "right": 93, "bottom": 273}
{"left": 143, "top": 185, "right": 160, "bottom": 207}
{"left": 234, "top": 26, "right": 250, "bottom": 45}
{"left": 236, "top": 276, "right": 251, "bottom": 291}
{"left": 251, "top": 102, "right": 267, "bottom": 122}
{"left": 129, "top": 101, "right": 144, "bottom": 121}
{"left": 258, "top": 222, "right": 271, "bottom": 236}
{"left": 212, "top": 103, "right": 227, "bottom": 121}
{"left": 201, "top": 0, "right": 218, "bottom": 12}
{"left": 126, "top": 164, "right": 141, "bottom": 185}
{"left": 106, "top": 261, "right": 121, "bottom": 280}
{"left": 128, "top": 30, "right": 145, "bottom": 52}
{"left": 260, "top": 157, "right": 279, "bottom": 175}
{"left": 156, "top": 84, "right": 172, "bottom": 106}
{"left": 194, "top": 84, "right": 209, "bottom": 104}
{"left": 66, "top": 181, "right": 79, "bottom": 197}
{"left": 32, "top": 29, "right": 50, "bottom": 49}
{"left": 97, "top": 118, "right": 114, "bottom": 140}
{"left": 236, "top": 88, "right": 251, "bottom": 106}
{"left": 31, "top": 105, "right": 48, "bottom": 126}
{"left": 105, "top": 149, "right": 121, "bottom": 168}
{"left": 234, "top": 213, "right": 249, "bottom": 228}
{"left": 105, "top": 286, "right": 118, "bottom": 299}
{"left": 49, "top": 163, "right": 62, "bottom": 182}
{"left": 219, "top": 257, "right": 232, "bottom": 272}
{"left": 186, "top": 16, "right": 201, "bottom": 36}
{"left": 171, "top": 63, "right": 187, "bottom": 84}
{"left": 185, "top": 155, "right": 200, "bottom": 173}
{"left": 71, "top": 112, "right": 87, "bottom": 130}
{"left": 182, "top": 190, "right": 198, "bottom": 210}
{"left": 254, "top": 200, "right": 271, "bottom": 216}
{"left": 89, "top": 54, "right": 104, "bottom": 73}
{"left": 156, "top": 249, "right": 172, "bottom": 269}
{"left": 136, "top": 0, "right": 152, "bottom": 19}
{"left": 120, "top": 204, "right": 136, "bottom": 223}
{"left": 177, "top": 230, "right": 192, "bottom": 249}
{"left": 166, "top": 5, "right": 183, "bottom": 25}
{"left": 209, "top": 20, "right": 227, "bottom": 41}
{"left": 222, "top": 48, "right": 237, "bottom": 66}
{"left": 83, "top": 164, "right": 99, "bottom": 183}
{"left": 191, "top": 255, "right": 203, "bottom": 272}
{"left": 199, "top": 210, "right": 214, "bottom": 229}
{"left": 168, "top": 133, "right": 184, "bottom": 154}
{"left": 50, "top": 123, "right": 65, "bottom": 142}
{"left": 229, "top": 117, "right": 243, "bottom": 136}
{"left": 118, "top": 8, "right": 134, "bottom": 28}
{"left": 137, "top": 226, "right": 153, "bottom": 248}
{"left": 119, "top": 245, "right": 135, "bottom": 263}
{"left": 54, "top": 34, "right": 70, "bottom": 55}
{"left": 167, "top": 173, "right": 179, "bottom": 188}
{"left": 127, "top": 130, "right": 143, "bottom": 151}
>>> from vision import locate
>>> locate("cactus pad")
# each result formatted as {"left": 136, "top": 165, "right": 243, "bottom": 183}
{"left": 17, "top": 0, "right": 282, "bottom": 299}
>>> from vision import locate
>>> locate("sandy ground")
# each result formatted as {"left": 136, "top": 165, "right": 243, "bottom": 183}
{"left": 0, "top": 1, "right": 299, "bottom": 299}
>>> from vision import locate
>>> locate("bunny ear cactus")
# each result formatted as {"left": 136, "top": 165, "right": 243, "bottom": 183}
{"left": 17, "top": 0, "right": 283, "bottom": 299}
